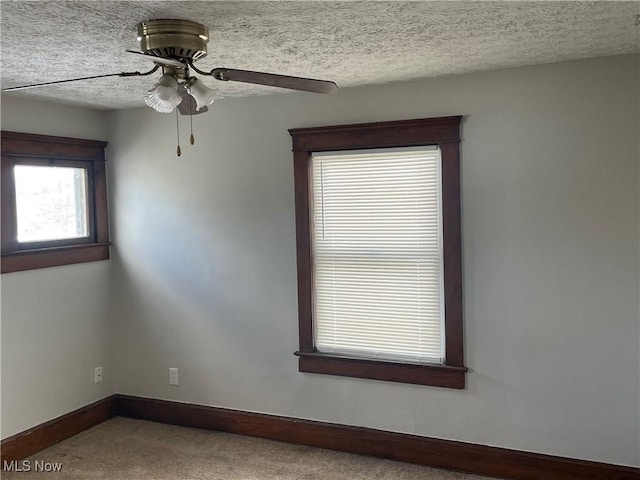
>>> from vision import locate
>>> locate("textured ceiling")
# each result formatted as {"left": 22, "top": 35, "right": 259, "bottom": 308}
{"left": 1, "top": 1, "right": 638, "bottom": 110}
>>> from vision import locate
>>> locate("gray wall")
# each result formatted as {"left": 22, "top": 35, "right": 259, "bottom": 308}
{"left": 106, "top": 55, "right": 639, "bottom": 466}
{"left": 1, "top": 98, "right": 113, "bottom": 438}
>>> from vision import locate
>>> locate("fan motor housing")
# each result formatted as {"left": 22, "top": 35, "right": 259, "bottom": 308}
{"left": 137, "top": 19, "right": 209, "bottom": 61}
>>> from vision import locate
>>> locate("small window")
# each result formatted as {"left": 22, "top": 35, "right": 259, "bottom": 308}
{"left": 289, "top": 117, "right": 466, "bottom": 389}
{"left": 1, "top": 132, "right": 110, "bottom": 273}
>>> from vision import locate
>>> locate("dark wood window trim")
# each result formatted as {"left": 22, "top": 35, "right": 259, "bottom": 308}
{"left": 1, "top": 131, "right": 110, "bottom": 273}
{"left": 289, "top": 116, "right": 466, "bottom": 389}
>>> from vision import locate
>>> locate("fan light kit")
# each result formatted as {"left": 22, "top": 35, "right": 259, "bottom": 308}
{"left": 3, "top": 19, "right": 338, "bottom": 156}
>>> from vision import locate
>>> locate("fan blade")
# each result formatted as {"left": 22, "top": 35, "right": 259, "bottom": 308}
{"left": 177, "top": 88, "right": 209, "bottom": 115}
{"left": 3, "top": 73, "right": 129, "bottom": 92}
{"left": 211, "top": 68, "right": 338, "bottom": 94}
{"left": 2, "top": 66, "right": 160, "bottom": 92}
{"left": 126, "top": 50, "right": 186, "bottom": 68}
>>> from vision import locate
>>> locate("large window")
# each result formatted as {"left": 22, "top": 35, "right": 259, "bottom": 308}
{"left": 1, "top": 131, "right": 110, "bottom": 273}
{"left": 289, "top": 117, "right": 466, "bottom": 389}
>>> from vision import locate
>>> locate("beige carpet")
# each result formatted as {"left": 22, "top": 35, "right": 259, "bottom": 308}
{"left": 2, "top": 417, "right": 498, "bottom": 479}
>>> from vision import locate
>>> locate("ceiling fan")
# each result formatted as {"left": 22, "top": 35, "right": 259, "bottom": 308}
{"left": 2, "top": 19, "right": 338, "bottom": 154}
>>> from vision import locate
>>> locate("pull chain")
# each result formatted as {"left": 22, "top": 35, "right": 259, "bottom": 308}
{"left": 188, "top": 86, "right": 195, "bottom": 145}
{"left": 176, "top": 108, "right": 181, "bottom": 156}
{"left": 190, "top": 114, "right": 195, "bottom": 145}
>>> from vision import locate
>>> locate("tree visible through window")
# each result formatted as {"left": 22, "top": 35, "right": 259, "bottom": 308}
{"left": 289, "top": 117, "right": 466, "bottom": 389}
{"left": 15, "top": 165, "right": 89, "bottom": 243}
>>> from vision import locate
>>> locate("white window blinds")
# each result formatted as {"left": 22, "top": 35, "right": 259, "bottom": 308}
{"left": 311, "top": 146, "right": 444, "bottom": 364}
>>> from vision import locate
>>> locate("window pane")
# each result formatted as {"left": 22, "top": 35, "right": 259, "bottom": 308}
{"left": 311, "top": 147, "right": 444, "bottom": 363}
{"left": 14, "top": 165, "right": 89, "bottom": 243}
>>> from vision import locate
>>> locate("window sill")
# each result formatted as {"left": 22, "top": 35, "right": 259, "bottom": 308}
{"left": 295, "top": 351, "right": 467, "bottom": 389}
{"left": 1, "top": 243, "right": 110, "bottom": 273}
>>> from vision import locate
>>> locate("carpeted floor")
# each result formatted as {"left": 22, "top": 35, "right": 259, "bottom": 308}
{"left": 2, "top": 417, "right": 498, "bottom": 479}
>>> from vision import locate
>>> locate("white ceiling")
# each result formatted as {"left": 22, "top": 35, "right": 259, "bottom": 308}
{"left": 1, "top": 1, "right": 638, "bottom": 110}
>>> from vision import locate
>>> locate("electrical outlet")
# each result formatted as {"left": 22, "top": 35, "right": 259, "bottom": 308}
{"left": 169, "top": 368, "right": 179, "bottom": 386}
{"left": 94, "top": 366, "right": 103, "bottom": 384}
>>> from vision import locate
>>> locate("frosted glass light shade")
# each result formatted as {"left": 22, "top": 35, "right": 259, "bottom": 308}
{"left": 188, "top": 78, "right": 216, "bottom": 110}
{"left": 144, "top": 74, "right": 181, "bottom": 113}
